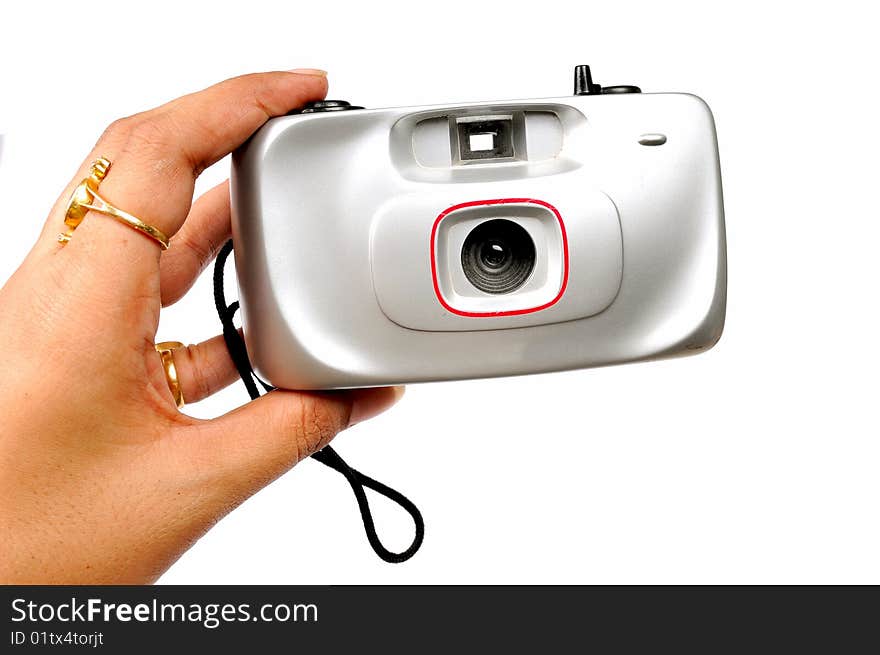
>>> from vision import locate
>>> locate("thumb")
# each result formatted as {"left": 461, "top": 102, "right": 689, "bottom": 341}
{"left": 183, "top": 386, "right": 404, "bottom": 498}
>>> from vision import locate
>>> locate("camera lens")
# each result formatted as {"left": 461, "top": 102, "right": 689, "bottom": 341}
{"left": 461, "top": 219, "right": 536, "bottom": 294}
{"left": 480, "top": 240, "right": 510, "bottom": 269}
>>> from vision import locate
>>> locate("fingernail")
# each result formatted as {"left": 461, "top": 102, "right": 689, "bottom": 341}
{"left": 288, "top": 68, "right": 327, "bottom": 77}
{"left": 348, "top": 386, "right": 406, "bottom": 427}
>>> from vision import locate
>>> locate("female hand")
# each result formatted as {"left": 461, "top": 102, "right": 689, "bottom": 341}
{"left": 0, "top": 70, "right": 403, "bottom": 583}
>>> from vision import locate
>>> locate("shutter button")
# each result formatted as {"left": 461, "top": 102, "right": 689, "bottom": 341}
{"left": 292, "top": 100, "right": 364, "bottom": 114}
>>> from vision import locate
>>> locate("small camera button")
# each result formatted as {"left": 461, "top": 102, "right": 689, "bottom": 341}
{"left": 291, "top": 100, "right": 364, "bottom": 114}
{"left": 602, "top": 85, "right": 641, "bottom": 94}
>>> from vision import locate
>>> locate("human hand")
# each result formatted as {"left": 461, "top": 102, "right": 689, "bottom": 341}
{"left": 0, "top": 70, "right": 403, "bottom": 583}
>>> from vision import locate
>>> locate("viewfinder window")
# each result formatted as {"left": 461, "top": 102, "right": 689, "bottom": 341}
{"left": 469, "top": 132, "right": 496, "bottom": 151}
{"left": 455, "top": 116, "right": 515, "bottom": 161}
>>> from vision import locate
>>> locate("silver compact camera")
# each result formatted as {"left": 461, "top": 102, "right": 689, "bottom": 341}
{"left": 230, "top": 65, "right": 727, "bottom": 390}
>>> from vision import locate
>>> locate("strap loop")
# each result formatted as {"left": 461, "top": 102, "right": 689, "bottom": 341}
{"left": 213, "top": 240, "right": 424, "bottom": 563}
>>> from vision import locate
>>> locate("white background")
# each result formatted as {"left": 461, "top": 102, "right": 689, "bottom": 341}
{"left": 1, "top": 2, "right": 877, "bottom": 584}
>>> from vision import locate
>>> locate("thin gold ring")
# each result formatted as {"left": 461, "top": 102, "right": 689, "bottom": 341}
{"left": 155, "top": 341, "right": 185, "bottom": 408}
{"left": 76, "top": 188, "right": 170, "bottom": 249}
{"left": 59, "top": 157, "right": 170, "bottom": 250}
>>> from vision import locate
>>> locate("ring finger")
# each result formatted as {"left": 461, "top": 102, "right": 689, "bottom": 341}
{"left": 153, "top": 333, "right": 241, "bottom": 407}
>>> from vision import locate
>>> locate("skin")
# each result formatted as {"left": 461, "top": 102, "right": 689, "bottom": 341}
{"left": 0, "top": 70, "right": 403, "bottom": 583}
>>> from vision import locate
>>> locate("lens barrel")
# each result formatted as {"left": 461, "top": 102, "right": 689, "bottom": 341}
{"left": 461, "top": 219, "right": 536, "bottom": 294}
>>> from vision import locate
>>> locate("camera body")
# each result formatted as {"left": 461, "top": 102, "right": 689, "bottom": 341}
{"left": 231, "top": 67, "right": 726, "bottom": 390}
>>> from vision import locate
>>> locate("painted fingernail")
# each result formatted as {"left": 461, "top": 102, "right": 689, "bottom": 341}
{"left": 288, "top": 68, "right": 327, "bottom": 77}
{"left": 348, "top": 386, "right": 405, "bottom": 427}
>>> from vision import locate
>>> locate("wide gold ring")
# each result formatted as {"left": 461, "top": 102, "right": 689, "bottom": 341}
{"left": 59, "top": 157, "right": 170, "bottom": 250}
{"left": 155, "top": 341, "right": 185, "bottom": 408}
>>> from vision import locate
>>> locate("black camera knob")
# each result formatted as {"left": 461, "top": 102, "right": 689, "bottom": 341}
{"left": 573, "top": 65, "right": 602, "bottom": 95}
{"left": 294, "top": 100, "right": 364, "bottom": 114}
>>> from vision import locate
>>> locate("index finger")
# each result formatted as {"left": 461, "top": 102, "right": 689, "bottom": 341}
{"left": 157, "top": 68, "right": 329, "bottom": 175}
{"left": 58, "top": 69, "right": 327, "bottom": 265}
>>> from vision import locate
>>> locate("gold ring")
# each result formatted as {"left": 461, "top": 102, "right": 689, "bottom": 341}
{"left": 155, "top": 341, "right": 185, "bottom": 408}
{"left": 59, "top": 157, "right": 170, "bottom": 250}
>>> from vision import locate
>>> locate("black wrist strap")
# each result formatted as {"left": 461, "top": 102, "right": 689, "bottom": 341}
{"left": 212, "top": 240, "right": 424, "bottom": 564}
